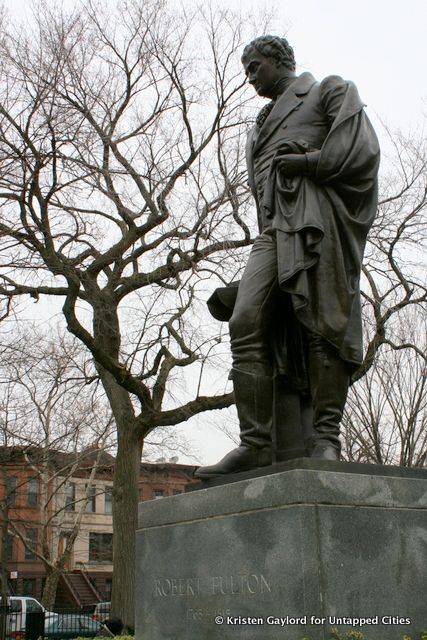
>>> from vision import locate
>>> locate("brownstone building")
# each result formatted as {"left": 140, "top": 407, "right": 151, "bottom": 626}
{"left": 0, "top": 446, "right": 196, "bottom": 608}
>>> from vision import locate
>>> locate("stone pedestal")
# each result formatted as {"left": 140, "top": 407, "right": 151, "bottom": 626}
{"left": 135, "top": 460, "right": 427, "bottom": 640}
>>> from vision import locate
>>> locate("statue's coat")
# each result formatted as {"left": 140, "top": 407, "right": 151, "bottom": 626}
{"left": 245, "top": 73, "right": 380, "bottom": 373}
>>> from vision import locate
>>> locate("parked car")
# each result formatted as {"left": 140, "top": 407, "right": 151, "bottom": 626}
{"left": 0, "top": 596, "right": 47, "bottom": 640}
{"left": 92, "top": 603, "right": 110, "bottom": 623}
{"left": 44, "top": 614, "right": 102, "bottom": 640}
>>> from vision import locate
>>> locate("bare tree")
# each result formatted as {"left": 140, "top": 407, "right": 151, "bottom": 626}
{"left": 342, "top": 126, "right": 427, "bottom": 467}
{"left": 343, "top": 310, "right": 426, "bottom": 466}
{"left": 0, "top": 1, "right": 264, "bottom": 625}
{"left": 358, "top": 126, "right": 427, "bottom": 379}
{"left": 0, "top": 329, "right": 114, "bottom": 609}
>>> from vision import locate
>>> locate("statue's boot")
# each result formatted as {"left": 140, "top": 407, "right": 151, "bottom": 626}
{"left": 308, "top": 345, "right": 350, "bottom": 462}
{"left": 194, "top": 369, "right": 273, "bottom": 479}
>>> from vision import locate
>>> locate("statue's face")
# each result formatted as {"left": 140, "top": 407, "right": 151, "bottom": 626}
{"left": 243, "top": 51, "right": 286, "bottom": 99}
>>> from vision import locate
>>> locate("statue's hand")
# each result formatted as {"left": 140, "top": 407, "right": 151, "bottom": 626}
{"left": 278, "top": 154, "right": 306, "bottom": 177}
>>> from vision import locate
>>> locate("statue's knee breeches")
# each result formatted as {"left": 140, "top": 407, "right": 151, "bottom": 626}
{"left": 229, "top": 230, "right": 279, "bottom": 374}
{"left": 229, "top": 307, "right": 274, "bottom": 375}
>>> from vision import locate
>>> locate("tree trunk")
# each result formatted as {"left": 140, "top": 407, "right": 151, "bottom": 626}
{"left": 91, "top": 297, "right": 143, "bottom": 630}
{"left": 41, "top": 567, "right": 61, "bottom": 610}
{"left": 111, "top": 423, "right": 142, "bottom": 631}
{"left": 1, "top": 510, "right": 10, "bottom": 640}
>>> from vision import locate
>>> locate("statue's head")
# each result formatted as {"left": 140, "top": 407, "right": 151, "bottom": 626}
{"left": 241, "top": 35, "right": 296, "bottom": 99}
{"left": 241, "top": 35, "right": 296, "bottom": 72}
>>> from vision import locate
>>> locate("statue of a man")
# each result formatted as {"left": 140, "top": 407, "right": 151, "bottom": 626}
{"left": 195, "top": 36, "right": 380, "bottom": 479}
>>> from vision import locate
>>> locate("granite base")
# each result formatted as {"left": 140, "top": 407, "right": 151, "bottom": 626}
{"left": 135, "top": 461, "right": 427, "bottom": 640}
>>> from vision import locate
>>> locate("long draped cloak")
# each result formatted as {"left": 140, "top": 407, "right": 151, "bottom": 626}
{"left": 209, "top": 74, "right": 380, "bottom": 386}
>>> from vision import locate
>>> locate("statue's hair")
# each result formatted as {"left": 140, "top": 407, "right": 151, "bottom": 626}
{"left": 241, "top": 35, "right": 296, "bottom": 72}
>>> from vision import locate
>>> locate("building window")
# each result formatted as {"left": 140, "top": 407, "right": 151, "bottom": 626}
{"left": 6, "top": 476, "right": 17, "bottom": 506}
{"left": 65, "top": 483, "right": 76, "bottom": 511}
{"left": 89, "top": 532, "right": 113, "bottom": 563}
{"left": 153, "top": 489, "right": 164, "bottom": 499}
{"left": 27, "top": 478, "right": 39, "bottom": 506}
{"left": 24, "top": 528, "right": 37, "bottom": 560}
{"left": 173, "top": 490, "right": 183, "bottom": 495}
{"left": 22, "top": 578, "right": 36, "bottom": 596}
{"left": 85, "top": 485, "right": 96, "bottom": 512}
{"left": 104, "top": 487, "right": 113, "bottom": 515}
{"left": 105, "top": 579, "right": 112, "bottom": 601}
{"left": 5, "top": 533, "right": 14, "bottom": 561}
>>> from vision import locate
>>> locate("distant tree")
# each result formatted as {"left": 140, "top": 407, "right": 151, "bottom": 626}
{"left": 343, "top": 311, "right": 426, "bottom": 466}
{"left": 0, "top": 329, "right": 114, "bottom": 609}
{"left": 342, "top": 127, "right": 427, "bottom": 467}
{"left": 358, "top": 126, "right": 426, "bottom": 379}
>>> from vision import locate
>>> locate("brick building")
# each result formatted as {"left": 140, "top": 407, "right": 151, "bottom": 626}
{"left": 0, "top": 446, "right": 196, "bottom": 608}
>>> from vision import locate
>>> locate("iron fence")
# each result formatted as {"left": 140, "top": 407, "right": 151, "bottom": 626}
{"left": 0, "top": 609, "right": 102, "bottom": 640}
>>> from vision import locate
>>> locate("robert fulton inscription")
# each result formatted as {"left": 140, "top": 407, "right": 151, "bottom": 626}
{"left": 154, "top": 573, "right": 272, "bottom": 598}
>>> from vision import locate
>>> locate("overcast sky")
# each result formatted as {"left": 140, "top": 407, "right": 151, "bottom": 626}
{"left": 259, "top": 0, "right": 426, "bottom": 131}
{"left": 3, "top": 0, "right": 426, "bottom": 464}
{"left": 4, "top": 0, "right": 426, "bottom": 132}
{"left": 168, "top": 0, "right": 426, "bottom": 133}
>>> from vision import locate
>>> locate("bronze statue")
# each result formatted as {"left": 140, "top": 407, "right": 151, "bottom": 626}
{"left": 195, "top": 36, "right": 380, "bottom": 479}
